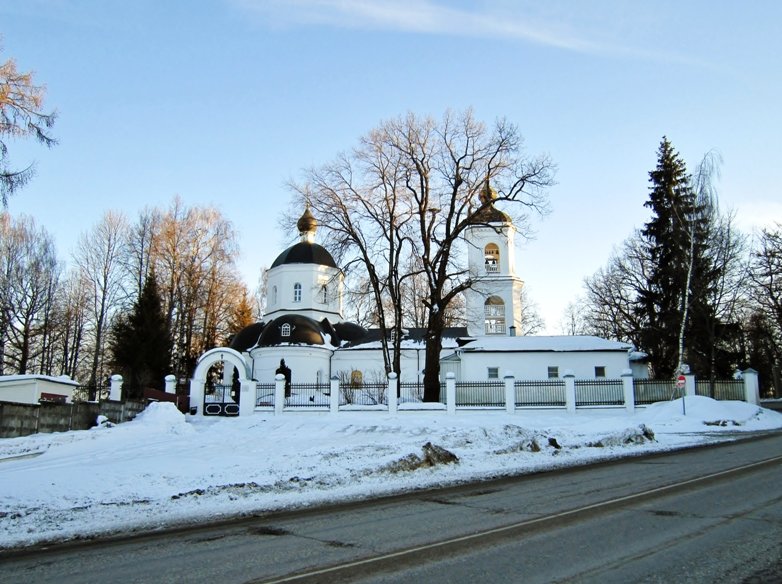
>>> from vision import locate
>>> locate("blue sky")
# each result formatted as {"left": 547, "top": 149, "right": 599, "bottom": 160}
{"left": 3, "top": 0, "right": 781, "bottom": 332}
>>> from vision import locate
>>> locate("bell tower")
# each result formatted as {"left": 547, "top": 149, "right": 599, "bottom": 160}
{"left": 463, "top": 180, "right": 525, "bottom": 337}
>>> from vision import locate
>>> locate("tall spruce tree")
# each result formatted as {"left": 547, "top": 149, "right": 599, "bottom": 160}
{"left": 638, "top": 138, "right": 705, "bottom": 378}
{"left": 110, "top": 270, "right": 172, "bottom": 399}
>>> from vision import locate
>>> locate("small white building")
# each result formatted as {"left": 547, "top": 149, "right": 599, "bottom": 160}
{"left": 190, "top": 192, "right": 645, "bottom": 414}
{"left": 0, "top": 375, "right": 80, "bottom": 405}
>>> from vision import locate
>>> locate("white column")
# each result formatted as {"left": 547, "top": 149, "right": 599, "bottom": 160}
{"left": 189, "top": 377, "right": 205, "bottom": 415}
{"left": 504, "top": 373, "right": 515, "bottom": 414}
{"left": 330, "top": 376, "right": 340, "bottom": 414}
{"left": 564, "top": 371, "right": 576, "bottom": 414}
{"left": 446, "top": 372, "right": 456, "bottom": 415}
{"left": 387, "top": 372, "right": 398, "bottom": 414}
{"left": 109, "top": 374, "right": 123, "bottom": 401}
{"left": 239, "top": 379, "right": 255, "bottom": 416}
{"left": 621, "top": 369, "right": 635, "bottom": 413}
{"left": 274, "top": 373, "right": 286, "bottom": 415}
{"left": 743, "top": 369, "right": 760, "bottom": 405}
{"left": 164, "top": 374, "right": 176, "bottom": 394}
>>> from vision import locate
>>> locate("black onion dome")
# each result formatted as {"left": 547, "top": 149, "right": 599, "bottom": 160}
{"left": 271, "top": 242, "right": 337, "bottom": 268}
{"left": 229, "top": 322, "right": 266, "bottom": 352}
{"left": 256, "top": 315, "right": 329, "bottom": 347}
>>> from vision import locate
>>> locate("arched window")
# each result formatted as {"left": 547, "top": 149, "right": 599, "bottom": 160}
{"left": 484, "top": 243, "right": 500, "bottom": 273}
{"left": 281, "top": 323, "right": 291, "bottom": 337}
{"left": 484, "top": 296, "right": 506, "bottom": 335}
{"left": 293, "top": 282, "right": 302, "bottom": 303}
{"left": 271, "top": 285, "right": 278, "bottom": 306}
{"left": 320, "top": 284, "right": 327, "bottom": 304}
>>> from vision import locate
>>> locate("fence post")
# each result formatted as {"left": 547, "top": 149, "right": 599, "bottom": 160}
{"left": 239, "top": 379, "right": 255, "bottom": 416}
{"left": 742, "top": 368, "right": 760, "bottom": 405}
{"left": 564, "top": 370, "right": 576, "bottom": 414}
{"left": 274, "top": 373, "right": 286, "bottom": 415}
{"left": 504, "top": 372, "right": 515, "bottom": 414}
{"left": 109, "top": 374, "right": 123, "bottom": 401}
{"left": 330, "top": 376, "right": 340, "bottom": 414}
{"left": 189, "top": 377, "right": 205, "bottom": 415}
{"left": 387, "top": 372, "right": 398, "bottom": 414}
{"left": 446, "top": 372, "right": 456, "bottom": 415}
{"left": 164, "top": 374, "right": 176, "bottom": 394}
{"left": 685, "top": 374, "right": 696, "bottom": 397}
{"left": 621, "top": 369, "right": 635, "bottom": 413}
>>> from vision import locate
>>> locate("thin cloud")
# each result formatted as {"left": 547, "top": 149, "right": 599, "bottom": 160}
{"left": 234, "top": 0, "right": 603, "bottom": 52}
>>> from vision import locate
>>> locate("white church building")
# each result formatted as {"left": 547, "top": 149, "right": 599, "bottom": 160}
{"left": 189, "top": 192, "right": 645, "bottom": 415}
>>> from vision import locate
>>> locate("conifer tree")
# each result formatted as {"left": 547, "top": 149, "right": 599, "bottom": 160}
{"left": 637, "top": 137, "right": 702, "bottom": 378}
{"left": 110, "top": 270, "right": 172, "bottom": 399}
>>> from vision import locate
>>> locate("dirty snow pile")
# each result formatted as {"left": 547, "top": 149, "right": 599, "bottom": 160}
{"left": 0, "top": 397, "right": 780, "bottom": 549}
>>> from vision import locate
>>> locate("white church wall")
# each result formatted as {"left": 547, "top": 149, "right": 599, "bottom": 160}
{"left": 265, "top": 263, "right": 343, "bottom": 323}
{"left": 251, "top": 346, "right": 333, "bottom": 385}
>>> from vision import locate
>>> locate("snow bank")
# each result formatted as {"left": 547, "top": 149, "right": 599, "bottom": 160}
{"left": 0, "top": 398, "right": 780, "bottom": 549}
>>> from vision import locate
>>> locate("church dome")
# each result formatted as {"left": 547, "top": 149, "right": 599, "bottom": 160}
{"left": 469, "top": 179, "right": 511, "bottom": 224}
{"left": 256, "top": 315, "right": 330, "bottom": 347}
{"left": 297, "top": 205, "right": 317, "bottom": 234}
{"left": 270, "top": 241, "right": 337, "bottom": 268}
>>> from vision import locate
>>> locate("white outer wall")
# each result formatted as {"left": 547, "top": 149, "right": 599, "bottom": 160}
{"left": 250, "top": 345, "right": 334, "bottom": 385}
{"left": 331, "top": 348, "right": 430, "bottom": 384}
{"left": 456, "top": 351, "right": 632, "bottom": 380}
{"left": 0, "top": 378, "right": 77, "bottom": 404}
{"left": 265, "top": 263, "right": 343, "bottom": 322}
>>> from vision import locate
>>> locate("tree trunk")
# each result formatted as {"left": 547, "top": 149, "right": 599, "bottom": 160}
{"left": 422, "top": 307, "right": 445, "bottom": 402}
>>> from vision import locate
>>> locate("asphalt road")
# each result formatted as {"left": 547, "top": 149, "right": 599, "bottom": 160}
{"left": 2, "top": 433, "right": 781, "bottom": 584}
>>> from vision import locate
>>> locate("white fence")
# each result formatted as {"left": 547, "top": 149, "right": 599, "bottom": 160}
{"left": 252, "top": 370, "right": 761, "bottom": 416}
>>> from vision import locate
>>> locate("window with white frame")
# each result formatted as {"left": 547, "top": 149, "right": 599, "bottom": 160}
{"left": 281, "top": 323, "right": 291, "bottom": 337}
{"left": 547, "top": 366, "right": 559, "bottom": 378}
{"left": 595, "top": 366, "right": 606, "bottom": 378}
{"left": 487, "top": 367, "right": 499, "bottom": 379}
{"left": 320, "top": 284, "right": 327, "bottom": 304}
{"left": 293, "top": 282, "right": 302, "bottom": 303}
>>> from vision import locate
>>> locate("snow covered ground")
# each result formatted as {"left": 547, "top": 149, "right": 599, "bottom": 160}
{"left": 1, "top": 397, "right": 780, "bottom": 550}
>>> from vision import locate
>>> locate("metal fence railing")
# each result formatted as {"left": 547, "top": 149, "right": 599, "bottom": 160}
{"left": 341, "top": 383, "right": 387, "bottom": 406}
{"left": 255, "top": 383, "right": 275, "bottom": 407}
{"left": 514, "top": 379, "right": 567, "bottom": 407}
{"left": 575, "top": 379, "right": 624, "bottom": 406}
{"left": 696, "top": 379, "right": 744, "bottom": 401}
{"left": 633, "top": 379, "right": 675, "bottom": 405}
{"left": 454, "top": 381, "right": 505, "bottom": 407}
{"left": 285, "top": 383, "right": 331, "bottom": 408}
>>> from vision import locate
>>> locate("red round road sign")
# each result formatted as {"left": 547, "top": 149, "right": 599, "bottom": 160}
{"left": 676, "top": 374, "right": 686, "bottom": 389}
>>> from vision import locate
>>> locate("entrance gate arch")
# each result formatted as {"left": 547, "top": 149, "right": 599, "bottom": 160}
{"left": 190, "top": 348, "right": 255, "bottom": 417}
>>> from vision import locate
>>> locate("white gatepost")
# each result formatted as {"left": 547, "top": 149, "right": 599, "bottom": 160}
{"left": 164, "top": 374, "right": 176, "bottom": 394}
{"left": 388, "top": 372, "right": 398, "bottom": 414}
{"left": 743, "top": 368, "right": 760, "bottom": 405}
{"left": 109, "top": 374, "right": 123, "bottom": 401}
{"left": 330, "top": 376, "right": 340, "bottom": 414}
{"left": 621, "top": 369, "right": 635, "bottom": 413}
{"left": 239, "top": 379, "right": 255, "bottom": 416}
{"left": 564, "top": 370, "right": 576, "bottom": 414}
{"left": 189, "top": 377, "right": 205, "bottom": 415}
{"left": 274, "top": 373, "right": 286, "bottom": 415}
{"left": 504, "top": 373, "right": 515, "bottom": 414}
{"left": 446, "top": 372, "right": 456, "bottom": 415}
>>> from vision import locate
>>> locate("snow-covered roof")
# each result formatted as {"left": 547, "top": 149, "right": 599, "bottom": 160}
{"left": 458, "top": 335, "right": 634, "bottom": 353}
{"left": 0, "top": 374, "right": 80, "bottom": 386}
